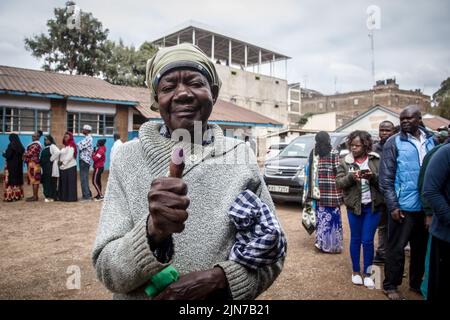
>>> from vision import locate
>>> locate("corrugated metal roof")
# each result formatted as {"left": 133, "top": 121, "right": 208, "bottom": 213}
{"left": 0, "top": 65, "right": 282, "bottom": 126}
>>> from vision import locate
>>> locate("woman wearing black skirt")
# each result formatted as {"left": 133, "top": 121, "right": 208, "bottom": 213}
{"left": 58, "top": 132, "right": 78, "bottom": 201}
{"left": 40, "top": 135, "right": 60, "bottom": 202}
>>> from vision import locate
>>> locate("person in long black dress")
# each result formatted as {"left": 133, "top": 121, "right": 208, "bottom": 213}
{"left": 2, "top": 134, "right": 25, "bottom": 201}
{"left": 58, "top": 131, "right": 78, "bottom": 202}
{"left": 40, "top": 135, "right": 60, "bottom": 202}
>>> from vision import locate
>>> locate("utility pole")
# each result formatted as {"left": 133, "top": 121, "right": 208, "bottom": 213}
{"left": 366, "top": 5, "right": 381, "bottom": 86}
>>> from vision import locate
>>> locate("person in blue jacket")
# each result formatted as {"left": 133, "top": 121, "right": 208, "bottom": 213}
{"left": 422, "top": 142, "right": 450, "bottom": 301}
{"left": 379, "top": 105, "right": 435, "bottom": 300}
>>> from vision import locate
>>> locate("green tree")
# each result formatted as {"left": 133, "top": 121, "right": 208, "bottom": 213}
{"left": 24, "top": 1, "right": 109, "bottom": 76}
{"left": 432, "top": 77, "right": 450, "bottom": 119}
{"left": 103, "top": 40, "right": 157, "bottom": 87}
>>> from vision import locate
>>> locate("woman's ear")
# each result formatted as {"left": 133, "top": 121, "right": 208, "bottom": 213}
{"left": 211, "top": 85, "right": 219, "bottom": 103}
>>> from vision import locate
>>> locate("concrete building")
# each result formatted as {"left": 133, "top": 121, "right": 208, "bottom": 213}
{"left": 0, "top": 65, "right": 281, "bottom": 170}
{"left": 301, "top": 79, "right": 431, "bottom": 129}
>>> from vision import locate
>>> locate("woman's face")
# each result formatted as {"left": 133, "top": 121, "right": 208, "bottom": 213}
{"left": 156, "top": 69, "right": 218, "bottom": 135}
{"left": 32, "top": 133, "right": 40, "bottom": 141}
{"left": 350, "top": 136, "right": 366, "bottom": 158}
{"left": 63, "top": 134, "right": 70, "bottom": 143}
{"left": 44, "top": 137, "right": 51, "bottom": 146}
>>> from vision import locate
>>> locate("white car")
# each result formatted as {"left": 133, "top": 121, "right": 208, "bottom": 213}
{"left": 265, "top": 143, "right": 289, "bottom": 162}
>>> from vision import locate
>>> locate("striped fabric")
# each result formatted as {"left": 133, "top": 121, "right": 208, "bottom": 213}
{"left": 228, "top": 190, "right": 287, "bottom": 269}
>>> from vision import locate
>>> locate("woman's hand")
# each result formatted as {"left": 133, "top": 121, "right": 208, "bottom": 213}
{"left": 153, "top": 267, "right": 228, "bottom": 300}
{"left": 147, "top": 177, "right": 190, "bottom": 246}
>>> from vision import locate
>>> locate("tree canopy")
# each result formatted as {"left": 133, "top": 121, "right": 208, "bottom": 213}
{"left": 432, "top": 77, "right": 450, "bottom": 119}
{"left": 24, "top": 2, "right": 158, "bottom": 87}
{"left": 24, "top": 1, "right": 109, "bottom": 76}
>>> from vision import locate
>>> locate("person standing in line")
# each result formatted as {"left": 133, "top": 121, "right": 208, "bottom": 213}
{"left": 59, "top": 132, "right": 78, "bottom": 202}
{"left": 2, "top": 134, "right": 25, "bottom": 202}
{"left": 40, "top": 135, "right": 60, "bottom": 202}
{"left": 77, "top": 124, "right": 93, "bottom": 201}
{"left": 23, "top": 130, "right": 43, "bottom": 201}
{"left": 422, "top": 143, "right": 450, "bottom": 301}
{"left": 379, "top": 105, "right": 436, "bottom": 300}
{"left": 372, "top": 120, "right": 396, "bottom": 264}
{"left": 301, "top": 131, "right": 343, "bottom": 253}
{"left": 110, "top": 133, "right": 123, "bottom": 165}
{"left": 92, "top": 139, "right": 106, "bottom": 201}
{"left": 336, "top": 130, "right": 383, "bottom": 289}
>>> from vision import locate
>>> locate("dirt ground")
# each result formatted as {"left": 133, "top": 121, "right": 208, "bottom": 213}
{"left": 0, "top": 173, "right": 422, "bottom": 300}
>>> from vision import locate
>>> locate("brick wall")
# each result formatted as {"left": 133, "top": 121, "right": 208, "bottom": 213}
{"left": 50, "top": 99, "right": 67, "bottom": 148}
{"left": 115, "top": 105, "right": 129, "bottom": 142}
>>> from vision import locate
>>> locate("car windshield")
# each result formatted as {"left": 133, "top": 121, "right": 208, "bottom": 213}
{"left": 278, "top": 135, "right": 340, "bottom": 158}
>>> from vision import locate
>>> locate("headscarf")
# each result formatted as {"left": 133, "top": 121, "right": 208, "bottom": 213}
{"left": 314, "top": 131, "right": 332, "bottom": 158}
{"left": 45, "top": 134, "right": 56, "bottom": 146}
{"left": 8, "top": 133, "right": 25, "bottom": 154}
{"left": 145, "top": 43, "right": 222, "bottom": 111}
{"left": 63, "top": 131, "right": 77, "bottom": 159}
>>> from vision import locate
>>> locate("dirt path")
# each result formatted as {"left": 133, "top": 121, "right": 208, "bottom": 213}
{"left": 0, "top": 176, "right": 421, "bottom": 300}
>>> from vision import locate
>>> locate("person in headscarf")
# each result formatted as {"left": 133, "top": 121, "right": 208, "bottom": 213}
{"left": 3, "top": 134, "right": 25, "bottom": 202}
{"left": 92, "top": 139, "right": 106, "bottom": 201}
{"left": 23, "top": 130, "right": 43, "bottom": 201}
{"left": 301, "top": 131, "right": 343, "bottom": 253}
{"left": 58, "top": 131, "right": 78, "bottom": 202}
{"left": 40, "top": 135, "right": 60, "bottom": 202}
{"left": 92, "top": 43, "right": 286, "bottom": 300}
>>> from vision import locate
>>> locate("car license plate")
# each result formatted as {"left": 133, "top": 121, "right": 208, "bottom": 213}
{"left": 268, "top": 185, "right": 289, "bottom": 193}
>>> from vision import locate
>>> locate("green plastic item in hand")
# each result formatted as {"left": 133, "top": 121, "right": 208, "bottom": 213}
{"left": 144, "top": 265, "right": 179, "bottom": 297}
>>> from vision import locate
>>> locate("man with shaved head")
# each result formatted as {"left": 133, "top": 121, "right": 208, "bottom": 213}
{"left": 379, "top": 105, "right": 436, "bottom": 300}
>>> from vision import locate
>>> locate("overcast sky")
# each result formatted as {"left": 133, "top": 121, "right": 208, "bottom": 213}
{"left": 0, "top": 0, "right": 449, "bottom": 96}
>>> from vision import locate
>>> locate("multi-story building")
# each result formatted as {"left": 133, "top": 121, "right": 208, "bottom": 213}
{"left": 300, "top": 78, "right": 431, "bottom": 129}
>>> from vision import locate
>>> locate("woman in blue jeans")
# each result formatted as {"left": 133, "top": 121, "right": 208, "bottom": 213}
{"left": 336, "top": 130, "right": 384, "bottom": 289}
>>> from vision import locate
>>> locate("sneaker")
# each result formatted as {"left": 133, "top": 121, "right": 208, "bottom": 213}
{"left": 44, "top": 198, "right": 54, "bottom": 203}
{"left": 352, "top": 274, "right": 363, "bottom": 286}
{"left": 364, "top": 276, "right": 376, "bottom": 289}
{"left": 94, "top": 196, "right": 104, "bottom": 202}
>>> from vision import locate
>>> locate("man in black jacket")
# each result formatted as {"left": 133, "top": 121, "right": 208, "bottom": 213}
{"left": 422, "top": 143, "right": 450, "bottom": 301}
{"left": 373, "top": 120, "right": 395, "bottom": 264}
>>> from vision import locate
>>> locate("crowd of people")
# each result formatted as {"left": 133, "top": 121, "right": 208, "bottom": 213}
{"left": 2, "top": 43, "right": 449, "bottom": 301}
{"left": 301, "top": 106, "right": 450, "bottom": 300}
{"left": 2, "top": 127, "right": 124, "bottom": 203}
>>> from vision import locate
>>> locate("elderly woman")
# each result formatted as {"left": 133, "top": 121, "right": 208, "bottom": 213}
{"left": 92, "top": 43, "right": 286, "bottom": 300}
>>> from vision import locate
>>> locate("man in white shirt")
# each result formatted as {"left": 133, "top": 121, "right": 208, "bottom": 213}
{"left": 77, "top": 124, "right": 93, "bottom": 201}
{"left": 110, "top": 133, "right": 123, "bottom": 164}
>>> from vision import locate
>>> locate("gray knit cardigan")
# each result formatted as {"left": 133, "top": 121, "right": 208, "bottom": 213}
{"left": 92, "top": 122, "right": 285, "bottom": 299}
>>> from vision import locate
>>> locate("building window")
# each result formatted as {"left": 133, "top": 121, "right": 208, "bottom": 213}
{"left": 319, "top": 102, "right": 323, "bottom": 109}
{"left": 256, "top": 101, "right": 262, "bottom": 107}
{"left": 274, "top": 104, "right": 279, "bottom": 108}
{"left": 331, "top": 102, "right": 335, "bottom": 108}
{"left": 0, "top": 106, "right": 50, "bottom": 133}
{"left": 67, "top": 112, "right": 114, "bottom": 136}
{"left": 255, "top": 76, "right": 260, "bottom": 81}
{"left": 231, "top": 71, "right": 237, "bottom": 76}
{"left": 291, "top": 102, "right": 300, "bottom": 112}
{"left": 354, "top": 99, "right": 359, "bottom": 106}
